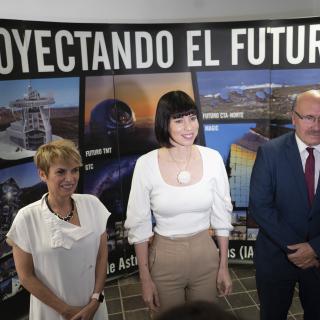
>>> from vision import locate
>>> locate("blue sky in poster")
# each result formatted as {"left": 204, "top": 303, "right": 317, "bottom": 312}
{"left": 0, "top": 162, "right": 40, "bottom": 188}
{"left": 197, "top": 68, "right": 320, "bottom": 96}
{"left": 204, "top": 123, "right": 255, "bottom": 163}
{"left": 0, "top": 78, "right": 79, "bottom": 108}
{"left": 271, "top": 69, "right": 320, "bottom": 86}
{"left": 197, "top": 70, "right": 270, "bottom": 95}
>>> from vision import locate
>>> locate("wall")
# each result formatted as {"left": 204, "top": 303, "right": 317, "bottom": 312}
{"left": 0, "top": 0, "right": 320, "bottom": 23}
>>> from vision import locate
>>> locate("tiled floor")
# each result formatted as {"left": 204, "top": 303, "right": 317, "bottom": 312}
{"left": 1, "top": 264, "right": 304, "bottom": 320}
{"left": 105, "top": 264, "right": 303, "bottom": 320}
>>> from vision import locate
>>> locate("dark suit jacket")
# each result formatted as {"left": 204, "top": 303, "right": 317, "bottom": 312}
{"left": 249, "top": 131, "right": 320, "bottom": 278}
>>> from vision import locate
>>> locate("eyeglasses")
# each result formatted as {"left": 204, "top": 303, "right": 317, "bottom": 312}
{"left": 294, "top": 110, "right": 320, "bottom": 124}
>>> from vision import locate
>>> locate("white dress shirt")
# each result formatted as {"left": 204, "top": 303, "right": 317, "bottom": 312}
{"left": 295, "top": 134, "right": 320, "bottom": 191}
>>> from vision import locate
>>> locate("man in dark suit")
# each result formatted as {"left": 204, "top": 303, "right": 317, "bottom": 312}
{"left": 249, "top": 90, "right": 320, "bottom": 320}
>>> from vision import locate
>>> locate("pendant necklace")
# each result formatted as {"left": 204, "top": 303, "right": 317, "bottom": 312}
{"left": 45, "top": 194, "right": 75, "bottom": 222}
{"left": 168, "top": 147, "right": 192, "bottom": 185}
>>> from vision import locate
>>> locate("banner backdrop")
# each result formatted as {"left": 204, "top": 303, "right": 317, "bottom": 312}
{"left": 1, "top": 17, "right": 320, "bottom": 300}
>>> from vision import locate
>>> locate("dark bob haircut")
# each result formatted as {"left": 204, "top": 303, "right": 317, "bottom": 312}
{"left": 154, "top": 90, "right": 199, "bottom": 147}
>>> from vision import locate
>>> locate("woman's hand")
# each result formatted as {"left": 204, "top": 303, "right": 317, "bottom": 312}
{"left": 61, "top": 306, "right": 83, "bottom": 319}
{"left": 69, "top": 300, "right": 100, "bottom": 320}
{"left": 141, "top": 278, "right": 160, "bottom": 312}
{"left": 12, "top": 245, "right": 87, "bottom": 319}
{"left": 216, "top": 267, "right": 232, "bottom": 297}
{"left": 134, "top": 241, "right": 160, "bottom": 312}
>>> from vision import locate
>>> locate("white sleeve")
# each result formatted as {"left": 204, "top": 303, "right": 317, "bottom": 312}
{"left": 210, "top": 152, "right": 233, "bottom": 236}
{"left": 91, "top": 195, "right": 111, "bottom": 235}
{"left": 6, "top": 209, "right": 32, "bottom": 253}
{"left": 124, "top": 156, "right": 153, "bottom": 244}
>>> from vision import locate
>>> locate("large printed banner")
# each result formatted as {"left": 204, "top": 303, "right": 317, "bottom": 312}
{"left": 1, "top": 17, "right": 320, "bottom": 300}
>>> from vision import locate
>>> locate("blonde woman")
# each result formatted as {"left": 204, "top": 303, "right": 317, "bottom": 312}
{"left": 7, "top": 139, "right": 110, "bottom": 320}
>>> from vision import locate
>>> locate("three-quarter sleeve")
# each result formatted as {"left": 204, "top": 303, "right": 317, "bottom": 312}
{"left": 125, "top": 156, "right": 153, "bottom": 244}
{"left": 210, "top": 152, "right": 233, "bottom": 236}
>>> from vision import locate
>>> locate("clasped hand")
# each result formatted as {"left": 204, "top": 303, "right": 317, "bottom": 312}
{"left": 63, "top": 300, "right": 100, "bottom": 320}
{"left": 287, "top": 242, "right": 319, "bottom": 269}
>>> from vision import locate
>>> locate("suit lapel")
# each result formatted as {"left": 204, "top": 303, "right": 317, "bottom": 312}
{"left": 311, "top": 169, "right": 320, "bottom": 213}
{"left": 285, "top": 133, "right": 309, "bottom": 209}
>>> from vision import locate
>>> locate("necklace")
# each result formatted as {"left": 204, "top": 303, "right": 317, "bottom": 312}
{"left": 168, "top": 147, "right": 192, "bottom": 185}
{"left": 45, "top": 194, "right": 75, "bottom": 222}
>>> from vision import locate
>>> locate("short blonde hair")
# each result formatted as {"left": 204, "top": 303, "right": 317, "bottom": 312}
{"left": 34, "top": 139, "right": 82, "bottom": 175}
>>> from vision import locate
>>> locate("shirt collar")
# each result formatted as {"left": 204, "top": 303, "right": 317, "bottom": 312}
{"left": 295, "top": 134, "right": 320, "bottom": 154}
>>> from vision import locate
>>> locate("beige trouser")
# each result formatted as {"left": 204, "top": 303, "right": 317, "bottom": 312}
{"left": 148, "top": 230, "right": 219, "bottom": 313}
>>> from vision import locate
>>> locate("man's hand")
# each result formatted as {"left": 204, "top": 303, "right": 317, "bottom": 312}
{"left": 287, "top": 243, "right": 318, "bottom": 269}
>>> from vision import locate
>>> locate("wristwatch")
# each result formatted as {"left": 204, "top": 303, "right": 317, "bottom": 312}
{"left": 91, "top": 292, "right": 105, "bottom": 303}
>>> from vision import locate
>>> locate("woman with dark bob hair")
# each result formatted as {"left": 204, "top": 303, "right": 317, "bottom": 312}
{"left": 125, "top": 91, "right": 233, "bottom": 314}
{"left": 7, "top": 139, "right": 110, "bottom": 320}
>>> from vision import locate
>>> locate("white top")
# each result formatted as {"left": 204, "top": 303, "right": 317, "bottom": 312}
{"left": 295, "top": 134, "right": 320, "bottom": 190}
{"left": 7, "top": 193, "right": 110, "bottom": 320}
{"left": 125, "top": 145, "right": 233, "bottom": 244}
